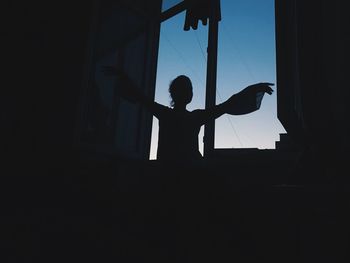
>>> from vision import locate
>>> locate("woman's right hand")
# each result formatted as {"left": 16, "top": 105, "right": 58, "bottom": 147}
{"left": 102, "top": 66, "right": 140, "bottom": 103}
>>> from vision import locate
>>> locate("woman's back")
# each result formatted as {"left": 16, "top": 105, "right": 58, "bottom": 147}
{"left": 156, "top": 108, "right": 203, "bottom": 161}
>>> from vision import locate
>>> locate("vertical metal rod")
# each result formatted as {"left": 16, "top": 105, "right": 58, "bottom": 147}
{"left": 204, "top": 8, "right": 219, "bottom": 157}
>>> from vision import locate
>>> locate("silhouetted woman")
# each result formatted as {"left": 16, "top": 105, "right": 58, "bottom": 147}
{"left": 103, "top": 68, "right": 273, "bottom": 162}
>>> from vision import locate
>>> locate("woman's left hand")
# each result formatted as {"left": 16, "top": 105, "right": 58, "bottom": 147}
{"left": 246, "top": 82, "right": 274, "bottom": 95}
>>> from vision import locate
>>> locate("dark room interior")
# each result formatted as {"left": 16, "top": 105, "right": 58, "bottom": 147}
{"left": 2, "top": 0, "right": 350, "bottom": 262}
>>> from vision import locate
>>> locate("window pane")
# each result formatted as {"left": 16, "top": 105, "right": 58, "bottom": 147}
{"left": 215, "top": 0, "right": 286, "bottom": 150}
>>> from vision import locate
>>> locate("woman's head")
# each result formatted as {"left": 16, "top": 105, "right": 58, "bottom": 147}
{"left": 169, "top": 75, "right": 193, "bottom": 107}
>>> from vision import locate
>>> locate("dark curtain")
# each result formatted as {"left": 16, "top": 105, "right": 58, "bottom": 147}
{"left": 279, "top": 0, "right": 350, "bottom": 180}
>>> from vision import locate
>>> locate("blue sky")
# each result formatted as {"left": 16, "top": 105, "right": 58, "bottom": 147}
{"left": 150, "top": 0, "right": 286, "bottom": 159}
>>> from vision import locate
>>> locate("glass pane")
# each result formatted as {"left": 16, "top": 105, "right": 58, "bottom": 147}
{"left": 215, "top": 0, "right": 286, "bottom": 150}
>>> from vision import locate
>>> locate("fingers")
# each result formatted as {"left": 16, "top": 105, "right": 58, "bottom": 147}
{"left": 265, "top": 86, "right": 274, "bottom": 95}
{"left": 248, "top": 82, "right": 274, "bottom": 88}
{"left": 252, "top": 82, "right": 274, "bottom": 88}
{"left": 246, "top": 82, "right": 274, "bottom": 95}
{"left": 259, "top": 82, "right": 274, "bottom": 86}
{"left": 266, "top": 87, "right": 273, "bottom": 95}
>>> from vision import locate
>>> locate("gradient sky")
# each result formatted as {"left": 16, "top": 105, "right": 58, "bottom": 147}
{"left": 150, "top": 0, "right": 286, "bottom": 159}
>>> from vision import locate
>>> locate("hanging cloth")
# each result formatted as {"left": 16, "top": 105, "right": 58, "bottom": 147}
{"left": 225, "top": 83, "right": 273, "bottom": 115}
{"left": 184, "top": 0, "right": 221, "bottom": 31}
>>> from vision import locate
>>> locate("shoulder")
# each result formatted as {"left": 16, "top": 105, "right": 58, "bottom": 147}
{"left": 154, "top": 102, "right": 170, "bottom": 110}
{"left": 191, "top": 109, "right": 207, "bottom": 117}
{"left": 153, "top": 102, "right": 172, "bottom": 119}
{"left": 189, "top": 109, "right": 207, "bottom": 122}
{"left": 191, "top": 109, "right": 205, "bottom": 114}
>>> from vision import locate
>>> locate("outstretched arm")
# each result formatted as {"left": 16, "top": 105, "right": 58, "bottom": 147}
{"left": 195, "top": 82, "right": 274, "bottom": 124}
{"left": 102, "top": 66, "right": 164, "bottom": 116}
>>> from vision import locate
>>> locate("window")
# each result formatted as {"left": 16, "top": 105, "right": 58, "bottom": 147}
{"left": 150, "top": 0, "right": 285, "bottom": 160}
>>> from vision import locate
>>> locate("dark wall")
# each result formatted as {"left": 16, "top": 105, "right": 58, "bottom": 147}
{"left": 2, "top": 0, "right": 162, "bottom": 174}
{"left": 3, "top": 2, "right": 94, "bottom": 168}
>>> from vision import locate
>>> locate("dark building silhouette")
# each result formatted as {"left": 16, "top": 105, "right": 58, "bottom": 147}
{"left": 2, "top": 1, "right": 349, "bottom": 262}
